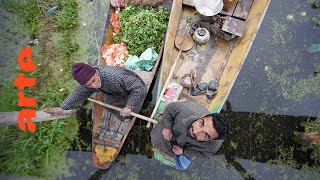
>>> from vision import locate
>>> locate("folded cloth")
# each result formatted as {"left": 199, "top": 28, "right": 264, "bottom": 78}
{"left": 174, "top": 154, "right": 194, "bottom": 170}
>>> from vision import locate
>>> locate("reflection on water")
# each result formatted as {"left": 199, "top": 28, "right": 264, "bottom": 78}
{"left": 64, "top": 105, "right": 318, "bottom": 179}
{"left": 63, "top": 0, "right": 320, "bottom": 179}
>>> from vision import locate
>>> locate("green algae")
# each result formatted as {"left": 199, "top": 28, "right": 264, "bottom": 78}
{"left": 266, "top": 66, "right": 320, "bottom": 101}
{"left": 271, "top": 19, "right": 290, "bottom": 45}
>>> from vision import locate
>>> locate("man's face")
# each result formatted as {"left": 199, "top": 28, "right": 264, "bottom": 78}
{"left": 84, "top": 71, "right": 100, "bottom": 88}
{"left": 188, "top": 116, "right": 219, "bottom": 142}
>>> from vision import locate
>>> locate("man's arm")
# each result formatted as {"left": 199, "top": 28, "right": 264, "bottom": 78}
{"left": 123, "top": 75, "right": 147, "bottom": 113}
{"left": 60, "top": 85, "right": 96, "bottom": 110}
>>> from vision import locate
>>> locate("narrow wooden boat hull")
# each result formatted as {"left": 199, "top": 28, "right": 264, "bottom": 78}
{"left": 91, "top": 6, "right": 164, "bottom": 169}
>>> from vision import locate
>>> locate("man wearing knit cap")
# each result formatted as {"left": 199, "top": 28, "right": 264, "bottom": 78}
{"left": 151, "top": 101, "right": 230, "bottom": 159}
{"left": 44, "top": 63, "right": 147, "bottom": 117}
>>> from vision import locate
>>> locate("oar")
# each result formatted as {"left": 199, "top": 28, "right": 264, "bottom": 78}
{"left": 146, "top": 33, "right": 194, "bottom": 128}
{"left": 0, "top": 109, "right": 77, "bottom": 126}
{"left": 0, "top": 98, "right": 158, "bottom": 126}
{"left": 87, "top": 98, "right": 158, "bottom": 124}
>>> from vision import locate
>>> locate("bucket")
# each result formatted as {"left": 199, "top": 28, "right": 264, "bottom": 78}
{"left": 193, "top": 0, "right": 224, "bottom": 16}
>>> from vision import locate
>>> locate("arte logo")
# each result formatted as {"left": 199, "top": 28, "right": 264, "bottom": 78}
{"left": 14, "top": 48, "right": 37, "bottom": 133}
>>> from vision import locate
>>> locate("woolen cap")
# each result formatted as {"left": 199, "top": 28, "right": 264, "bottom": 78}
{"left": 71, "top": 63, "right": 96, "bottom": 85}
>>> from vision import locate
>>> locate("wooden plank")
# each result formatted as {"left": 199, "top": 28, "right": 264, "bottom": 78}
{"left": 172, "top": 37, "right": 229, "bottom": 107}
{"left": 160, "top": 0, "right": 183, "bottom": 87}
{"left": 233, "top": 0, "right": 253, "bottom": 20}
{"left": 98, "top": 136, "right": 122, "bottom": 145}
{"left": 223, "top": 0, "right": 239, "bottom": 12}
{"left": 106, "top": 131, "right": 122, "bottom": 140}
{"left": 117, "top": 121, "right": 131, "bottom": 134}
{"left": 107, "top": 111, "right": 122, "bottom": 132}
{"left": 93, "top": 139, "right": 121, "bottom": 148}
{"left": 208, "top": 0, "right": 271, "bottom": 112}
{"left": 220, "top": 2, "right": 237, "bottom": 16}
{"left": 222, "top": 16, "right": 245, "bottom": 37}
{"left": 99, "top": 110, "right": 110, "bottom": 130}
{"left": 96, "top": 128, "right": 123, "bottom": 141}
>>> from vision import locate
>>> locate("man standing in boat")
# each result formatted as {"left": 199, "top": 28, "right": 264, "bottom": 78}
{"left": 44, "top": 63, "right": 147, "bottom": 117}
{"left": 151, "top": 100, "right": 230, "bottom": 169}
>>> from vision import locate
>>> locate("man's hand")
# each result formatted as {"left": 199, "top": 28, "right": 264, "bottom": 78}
{"left": 43, "top": 107, "right": 64, "bottom": 115}
{"left": 172, "top": 145, "right": 183, "bottom": 155}
{"left": 162, "top": 128, "right": 172, "bottom": 141}
{"left": 120, "top": 107, "right": 132, "bottom": 117}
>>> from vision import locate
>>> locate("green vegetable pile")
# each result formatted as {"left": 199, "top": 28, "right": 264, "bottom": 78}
{"left": 114, "top": 5, "right": 170, "bottom": 56}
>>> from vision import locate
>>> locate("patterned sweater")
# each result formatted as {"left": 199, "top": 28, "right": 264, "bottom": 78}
{"left": 60, "top": 66, "right": 147, "bottom": 113}
{"left": 151, "top": 101, "right": 224, "bottom": 157}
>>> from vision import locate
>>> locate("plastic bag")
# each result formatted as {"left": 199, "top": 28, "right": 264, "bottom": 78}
{"left": 124, "top": 55, "right": 140, "bottom": 69}
{"left": 124, "top": 48, "right": 158, "bottom": 71}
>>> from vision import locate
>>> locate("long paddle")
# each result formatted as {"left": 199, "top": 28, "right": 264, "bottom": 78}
{"left": 146, "top": 33, "right": 194, "bottom": 128}
{"left": 87, "top": 98, "right": 157, "bottom": 124}
{"left": 0, "top": 98, "right": 157, "bottom": 126}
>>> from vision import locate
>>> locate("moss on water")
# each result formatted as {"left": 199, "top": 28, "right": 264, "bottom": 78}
{"left": 266, "top": 66, "right": 320, "bottom": 101}
{"left": 271, "top": 19, "right": 290, "bottom": 45}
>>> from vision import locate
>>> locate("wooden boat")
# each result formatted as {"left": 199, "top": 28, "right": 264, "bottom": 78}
{"left": 151, "top": 0, "right": 270, "bottom": 166}
{"left": 158, "top": 0, "right": 270, "bottom": 113}
{"left": 91, "top": 6, "right": 165, "bottom": 169}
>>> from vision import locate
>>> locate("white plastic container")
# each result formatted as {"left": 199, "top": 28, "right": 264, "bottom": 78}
{"left": 193, "top": 0, "right": 224, "bottom": 16}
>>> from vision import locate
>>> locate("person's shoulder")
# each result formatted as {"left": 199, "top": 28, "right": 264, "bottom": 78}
{"left": 206, "top": 139, "right": 224, "bottom": 148}
{"left": 181, "top": 100, "right": 205, "bottom": 108}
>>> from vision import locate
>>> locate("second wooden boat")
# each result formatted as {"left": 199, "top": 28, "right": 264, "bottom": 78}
{"left": 91, "top": 4, "right": 166, "bottom": 169}
{"left": 152, "top": 0, "right": 271, "bottom": 166}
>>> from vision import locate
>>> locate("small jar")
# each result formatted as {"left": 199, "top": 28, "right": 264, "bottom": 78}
{"left": 193, "top": 28, "right": 210, "bottom": 44}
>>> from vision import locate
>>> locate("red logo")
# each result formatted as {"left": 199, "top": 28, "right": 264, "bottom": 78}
{"left": 14, "top": 48, "right": 37, "bottom": 133}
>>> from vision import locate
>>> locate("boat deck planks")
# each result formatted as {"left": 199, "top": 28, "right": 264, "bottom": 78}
{"left": 163, "top": 6, "right": 231, "bottom": 108}
{"left": 208, "top": 0, "right": 270, "bottom": 111}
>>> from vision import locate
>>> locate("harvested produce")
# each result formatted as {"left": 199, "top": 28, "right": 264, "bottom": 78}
{"left": 114, "top": 5, "right": 170, "bottom": 55}
{"left": 101, "top": 43, "right": 129, "bottom": 67}
{"left": 110, "top": 12, "right": 120, "bottom": 34}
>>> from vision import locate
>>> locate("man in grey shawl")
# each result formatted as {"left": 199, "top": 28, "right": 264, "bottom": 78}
{"left": 44, "top": 63, "right": 147, "bottom": 117}
{"left": 151, "top": 101, "right": 230, "bottom": 157}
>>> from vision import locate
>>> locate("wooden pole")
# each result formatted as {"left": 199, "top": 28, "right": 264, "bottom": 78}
{"left": 0, "top": 110, "right": 77, "bottom": 126}
{"left": 87, "top": 98, "right": 158, "bottom": 124}
{"left": 147, "top": 47, "right": 184, "bottom": 128}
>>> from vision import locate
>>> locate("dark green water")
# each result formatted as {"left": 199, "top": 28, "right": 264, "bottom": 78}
{"left": 1, "top": 0, "right": 319, "bottom": 179}
{"left": 62, "top": 0, "right": 320, "bottom": 179}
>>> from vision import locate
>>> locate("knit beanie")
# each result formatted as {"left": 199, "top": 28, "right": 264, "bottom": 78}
{"left": 71, "top": 63, "right": 96, "bottom": 85}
